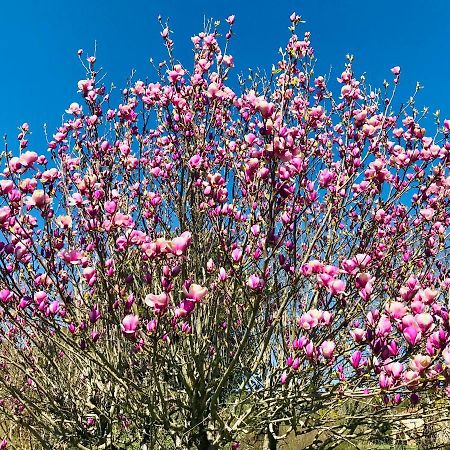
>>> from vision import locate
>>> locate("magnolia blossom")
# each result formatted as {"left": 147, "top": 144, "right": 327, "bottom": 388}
{"left": 56, "top": 215, "right": 73, "bottom": 229}
{"left": 419, "top": 208, "right": 435, "bottom": 221}
{"left": 170, "top": 231, "right": 192, "bottom": 255}
{"left": 25, "top": 190, "right": 51, "bottom": 208}
{"left": 320, "top": 341, "right": 335, "bottom": 359}
{"left": 409, "top": 354, "right": 431, "bottom": 372}
{"left": 183, "top": 284, "right": 208, "bottom": 302}
{"left": 442, "top": 346, "right": 450, "bottom": 366}
{"left": 247, "top": 274, "right": 263, "bottom": 290}
{"left": 386, "top": 362, "right": 403, "bottom": 379}
{"left": 415, "top": 313, "right": 434, "bottom": 332}
{"left": 231, "top": 248, "right": 243, "bottom": 263}
{"left": 403, "top": 326, "right": 421, "bottom": 346}
{"left": 329, "top": 279, "right": 346, "bottom": 295}
{"left": 19, "top": 151, "right": 38, "bottom": 167}
{"left": 385, "top": 301, "right": 407, "bottom": 319}
{"left": 0, "top": 179, "right": 14, "bottom": 194}
{"left": 350, "top": 351, "right": 362, "bottom": 369}
{"left": 83, "top": 267, "right": 97, "bottom": 286}
{"left": 175, "top": 300, "right": 196, "bottom": 317}
{"left": 65, "top": 102, "right": 83, "bottom": 115}
{"left": 145, "top": 292, "right": 169, "bottom": 312}
{"left": 0, "top": 289, "right": 13, "bottom": 304}
{"left": 121, "top": 314, "right": 139, "bottom": 338}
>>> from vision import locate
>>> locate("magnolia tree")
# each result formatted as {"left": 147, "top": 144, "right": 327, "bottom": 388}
{"left": 0, "top": 13, "right": 450, "bottom": 450}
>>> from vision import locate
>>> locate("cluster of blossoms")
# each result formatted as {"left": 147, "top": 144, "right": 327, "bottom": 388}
{"left": 0, "top": 13, "right": 449, "bottom": 450}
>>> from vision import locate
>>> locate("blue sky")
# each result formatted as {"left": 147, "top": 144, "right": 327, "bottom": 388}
{"left": 1, "top": 0, "right": 450, "bottom": 150}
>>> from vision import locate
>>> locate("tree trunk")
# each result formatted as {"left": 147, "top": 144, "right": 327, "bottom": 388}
{"left": 194, "top": 429, "right": 218, "bottom": 450}
{"left": 262, "top": 425, "right": 277, "bottom": 450}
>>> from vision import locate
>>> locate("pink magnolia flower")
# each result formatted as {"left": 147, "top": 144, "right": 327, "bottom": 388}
{"left": 65, "top": 102, "right": 83, "bottom": 115}
{"left": 442, "top": 346, "right": 450, "bottom": 366}
{"left": 409, "top": 354, "right": 431, "bottom": 372}
{"left": 8, "top": 157, "right": 23, "bottom": 173}
{"left": 121, "top": 314, "right": 139, "bottom": 338}
{"left": 256, "top": 99, "right": 275, "bottom": 119}
{"left": 341, "top": 258, "right": 358, "bottom": 274}
{"left": 181, "top": 322, "right": 192, "bottom": 333}
{"left": 183, "top": 283, "right": 208, "bottom": 302}
{"left": 56, "top": 215, "right": 73, "bottom": 229}
{"left": 329, "top": 279, "right": 346, "bottom": 295}
{"left": 49, "top": 301, "right": 61, "bottom": 315}
{"left": 367, "top": 309, "right": 380, "bottom": 326}
{"left": 167, "top": 64, "right": 185, "bottom": 83}
{"left": 419, "top": 208, "right": 435, "bottom": 221}
{"left": 350, "top": 351, "right": 362, "bottom": 369}
{"left": 0, "top": 180, "right": 14, "bottom": 194}
{"left": 353, "top": 253, "right": 371, "bottom": 269}
{"left": 104, "top": 201, "right": 117, "bottom": 214}
{"left": 0, "top": 206, "right": 11, "bottom": 225}
{"left": 206, "top": 259, "right": 215, "bottom": 272}
{"left": 376, "top": 316, "right": 392, "bottom": 337}
{"left": 188, "top": 154, "right": 202, "bottom": 170}
{"left": 83, "top": 267, "right": 97, "bottom": 286}
{"left": 418, "top": 288, "right": 438, "bottom": 304}
{"left": 226, "top": 15, "right": 235, "bottom": 25}
{"left": 391, "top": 66, "right": 401, "bottom": 75}
{"left": 309, "top": 260, "right": 324, "bottom": 273}
{"left": 321, "top": 311, "right": 333, "bottom": 326}
{"left": 323, "top": 265, "right": 339, "bottom": 277}
{"left": 175, "top": 300, "right": 196, "bottom": 317}
{"left": 112, "top": 213, "right": 133, "bottom": 227}
{"left": 305, "top": 342, "right": 315, "bottom": 358}
{"left": 0, "top": 289, "right": 13, "bottom": 304}
{"left": 386, "top": 362, "right": 403, "bottom": 379}
{"left": 247, "top": 274, "right": 263, "bottom": 290}
{"left": 41, "top": 168, "right": 59, "bottom": 184}
{"left": 231, "top": 248, "right": 243, "bottom": 263}
{"left": 318, "top": 273, "right": 333, "bottom": 287}
{"left": 385, "top": 301, "right": 407, "bottom": 319}
{"left": 403, "top": 326, "right": 421, "bottom": 346}
{"left": 379, "top": 372, "right": 393, "bottom": 390}
{"left": 147, "top": 319, "right": 158, "bottom": 333}
{"left": 355, "top": 272, "right": 374, "bottom": 288}
{"left": 250, "top": 224, "right": 260, "bottom": 236}
{"left": 298, "top": 312, "right": 319, "bottom": 330}
{"left": 293, "top": 336, "right": 308, "bottom": 349}
{"left": 415, "top": 313, "right": 433, "bottom": 332}
{"left": 219, "top": 267, "right": 228, "bottom": 282}
{"left": 89, "top": 305, "right": 101, "bottom": 324}
{"left": 145, "top": 292, "right": 169, "bottom": 312}
{"left": 19, "top": 151, "right": 38, "bottom": 167}
{"left": 60, "top": 249, "right": 84, "bottom": 265}
{"left": 26, "top": 190, "right": 51, "bottom": 208}
{"left": 318, "top": 169, "right": 336, "bottom": 188}
{"left": 320, "top": 340, "right": 335, "bottom": 359}
{"left": 350, "top": 328, "right": 366, "bottom": 343}
{"left": 170, "top": 231, "right": 192, "bottom": 255}
{"left": 78, "top": 78, "right": 94, "bottom": 93}
{"left": 403, "top": 370, "right": 419, "bottom": 386}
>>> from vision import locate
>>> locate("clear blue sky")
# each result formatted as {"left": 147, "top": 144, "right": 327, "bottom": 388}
{"left": 1, "top": 0, "right": 450, "bottom": 149}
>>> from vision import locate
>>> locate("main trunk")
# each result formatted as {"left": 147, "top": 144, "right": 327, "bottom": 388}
{"left": 262, "top": 425, "right": 277, "bottom": 450}
{"left": 195, "top": 429, "right": 218, "bottom": 450}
